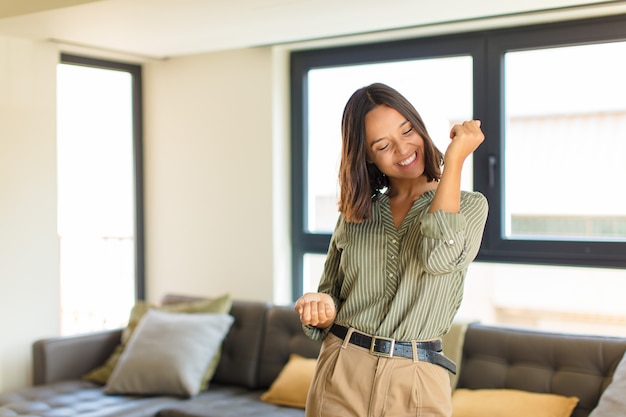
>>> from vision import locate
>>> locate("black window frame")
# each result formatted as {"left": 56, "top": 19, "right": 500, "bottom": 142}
{"left": 60, "top": 53, "right": 145, "bottom": 300}
{"left": 290, "top": 13, "right": 626, "bottom": 300}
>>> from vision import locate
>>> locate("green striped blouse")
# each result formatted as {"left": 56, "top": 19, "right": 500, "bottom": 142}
{"left": 304, "top": 190, "right": 488, "bottom": 342}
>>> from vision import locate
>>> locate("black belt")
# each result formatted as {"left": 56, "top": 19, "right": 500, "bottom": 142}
{"left": 330, "top": 324, "right": 456, "bottom": 375}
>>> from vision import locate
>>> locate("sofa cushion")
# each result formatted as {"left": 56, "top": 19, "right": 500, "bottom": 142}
{"left": 0, "top": 380, "right": 183, "bottom": 417}
{"left": 156, "top": 385, "right": 305, "bottom": 417}
{"left": 451, "top": 388, "right": 578, "bottom": 417}
{"left": 458, "top": 324, "right": 626, "bottom": 417}
{"left": 589, "top": 351, "right": 626, "bottom": 417}
{"left": 104, "top": 310, "right": 234, "bottom": 397}
{"left": 260, "top": 354, "right": 317, "bottom": 408}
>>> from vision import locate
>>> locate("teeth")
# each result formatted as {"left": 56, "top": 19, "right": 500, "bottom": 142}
{"left": 398, "top": 153, "right": 416, "bottom": 166}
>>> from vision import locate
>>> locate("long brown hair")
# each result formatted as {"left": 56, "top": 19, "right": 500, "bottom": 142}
{"left": 338, "top": 83, "right": 443, "bottom": 223}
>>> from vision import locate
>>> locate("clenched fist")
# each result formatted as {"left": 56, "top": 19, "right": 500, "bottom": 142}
{"left": 446, "top": 120, "right": 484, "bottom": 164}
{"left": 294, "top": 292, "right": 336, "bottom": 329}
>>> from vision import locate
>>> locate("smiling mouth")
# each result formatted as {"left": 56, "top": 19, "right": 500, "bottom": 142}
{"left": 397, "top": 152, "right": 417, "bottom": 166}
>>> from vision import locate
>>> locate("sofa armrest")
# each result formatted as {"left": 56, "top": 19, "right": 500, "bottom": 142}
{"left": 32, "top": 328, "right": 122, "bottom": 385}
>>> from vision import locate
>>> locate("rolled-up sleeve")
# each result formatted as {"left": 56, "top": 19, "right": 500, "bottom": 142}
{"left": 302, "top": 216, "right": 345, "bottom": 341}
{"left": 420, "top": 192, "right": 488, "bottom": 275}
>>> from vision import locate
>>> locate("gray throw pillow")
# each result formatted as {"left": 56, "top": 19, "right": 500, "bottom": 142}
{"left": 589, "top": 351, "right": 626, "bottom": 417}
{"left": 104, "top": 309, "right": 234, "bottom": 397}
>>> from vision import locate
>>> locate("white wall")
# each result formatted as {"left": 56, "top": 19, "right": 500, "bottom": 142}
{"left": 0, "top": 36, "right": 59, "bottom": 390}
{"left": 143, "top": 47, "right": 279, "bottom": 304}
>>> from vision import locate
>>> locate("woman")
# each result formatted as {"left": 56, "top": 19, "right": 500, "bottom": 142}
{"left": 295, "top": 83, "right": 488, "bottom": 417}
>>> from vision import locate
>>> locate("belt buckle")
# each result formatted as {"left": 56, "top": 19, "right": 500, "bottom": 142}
{"left": 370, "top": 335, "right": 395, "bottom": 358}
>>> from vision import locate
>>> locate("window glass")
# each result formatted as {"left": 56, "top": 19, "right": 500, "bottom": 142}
{"left": 306, "top": 56, "right": 474, "bottom": 233}
{"left": 57, "top": 63, "right": 137, "bottom": 335}
{"left": 303, "top": 253, "right": 326, "bottom": 294}
{"left": 460, "top": 262, "right": 626, "bottom": 337}
{"left": 504, "top": 41, "right": 626, "bottom": 241}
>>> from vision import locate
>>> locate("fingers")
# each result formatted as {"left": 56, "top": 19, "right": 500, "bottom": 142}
{"left": 294, "top": 293, "right": 336, "bottom": 327}
{"left": 450, "top": 119, "right": 482, "bottom": 139}
{"left": 309, "top": 301, "right": 323, "bottom": 324}
{"left": 299, "top": 301, "right": 326, "bottom": 326}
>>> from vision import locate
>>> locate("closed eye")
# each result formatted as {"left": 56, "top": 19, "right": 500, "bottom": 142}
{"left": 402, "top": 127, "right": 414, "bottom": 135}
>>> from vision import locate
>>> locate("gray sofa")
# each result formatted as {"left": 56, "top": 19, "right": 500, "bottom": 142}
{"left": 1, "top": 296, "right": 625, "bottom": 417}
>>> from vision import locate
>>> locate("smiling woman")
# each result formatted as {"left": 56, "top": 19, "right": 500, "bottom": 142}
{"left": 295, "top": 82, "right": 488, "bottom": 417}
{"left": 296, "top": 55, "right": 474, "bottom": 295}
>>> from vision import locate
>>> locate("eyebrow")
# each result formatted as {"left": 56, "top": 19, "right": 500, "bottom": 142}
{"left": 369, "top": 119, "right": 411, "bottom": 147}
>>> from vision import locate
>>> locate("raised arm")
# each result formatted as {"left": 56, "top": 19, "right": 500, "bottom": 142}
{"left": 429, "top": 120, "right": 484, "bottom": 214}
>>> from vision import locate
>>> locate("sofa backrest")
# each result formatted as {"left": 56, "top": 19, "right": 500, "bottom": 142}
{"left": 256, "top": 305, "right": 322, "bottom": 389}
{"left": 457, "top": 323, "right": 626, "bottom": 417}
{"left": 210, "top": 299, "right": 270, "bottom": 389}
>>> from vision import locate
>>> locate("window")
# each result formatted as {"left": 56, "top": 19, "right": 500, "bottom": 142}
{"left": 480, "top": 16, "right": 626, "bottom": 266}
{"left": 291, "top": 14, "right": 626, "bottom": 300}
{"left": 504, "top": 44, "right": 626, "bottom": 241}
{"left": 57, "top": 54, "right": 144, "bottom": 335}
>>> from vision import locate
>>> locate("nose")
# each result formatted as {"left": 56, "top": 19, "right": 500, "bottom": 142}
{"left": 394, "top": 138, "right": 410, "bottom": 155}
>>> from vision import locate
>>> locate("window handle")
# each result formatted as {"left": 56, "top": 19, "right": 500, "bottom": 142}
{"left": 488, "top": 154, "right": 497, "bottom": 188}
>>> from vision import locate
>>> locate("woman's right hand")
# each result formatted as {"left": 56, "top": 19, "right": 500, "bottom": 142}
{"left": 446, "top": 120, "right": 485, "bottom": 164}
{"left": 294, "top": 292, "right": 336, "bottom": 329}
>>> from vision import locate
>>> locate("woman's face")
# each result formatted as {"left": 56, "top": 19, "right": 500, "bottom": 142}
{"left": 364, "top": 104, "right": 426, "bottom": 181}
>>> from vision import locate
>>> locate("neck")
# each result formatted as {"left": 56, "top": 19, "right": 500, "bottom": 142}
{"left": 387, "top": 176, "right": 437, "bottom": 201}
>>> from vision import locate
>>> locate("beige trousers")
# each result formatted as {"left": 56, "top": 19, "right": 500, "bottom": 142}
{"left": 305, "top": 331, "right": 452, "bottom": 417}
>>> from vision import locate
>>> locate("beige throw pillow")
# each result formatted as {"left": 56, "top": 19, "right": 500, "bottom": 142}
{"left": 260, "top": 354, "right": 317, "bottom": 408}
{"left": 104, "top": 309, "right": 234, "bottom": 397}
{"left": 452, "top": 388, "right": 579, "bottom": 417}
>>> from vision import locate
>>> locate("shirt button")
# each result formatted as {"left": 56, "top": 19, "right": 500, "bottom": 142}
{"left": 388, "top": 273, "right": 394, "bottom": 278}
{"left": 448, "top": 239, "right": 455, "bottom": 245}
{"left": 391, "top": 239, "right": 397, "bottom": 244}
{"left": 390, "top": 255, "right": 395, "bottom": 259}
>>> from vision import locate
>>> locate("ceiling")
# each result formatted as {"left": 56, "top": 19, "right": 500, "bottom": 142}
{"left": 0, "top": 0, "right": 624, "bottom": 60}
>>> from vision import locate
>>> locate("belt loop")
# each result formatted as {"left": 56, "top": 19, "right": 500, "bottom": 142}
{"left": 342, "top": 327, "right": 355, "bottom": 349}
{"left": 411, "top": 340, "right": 419, "bottom": 363}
